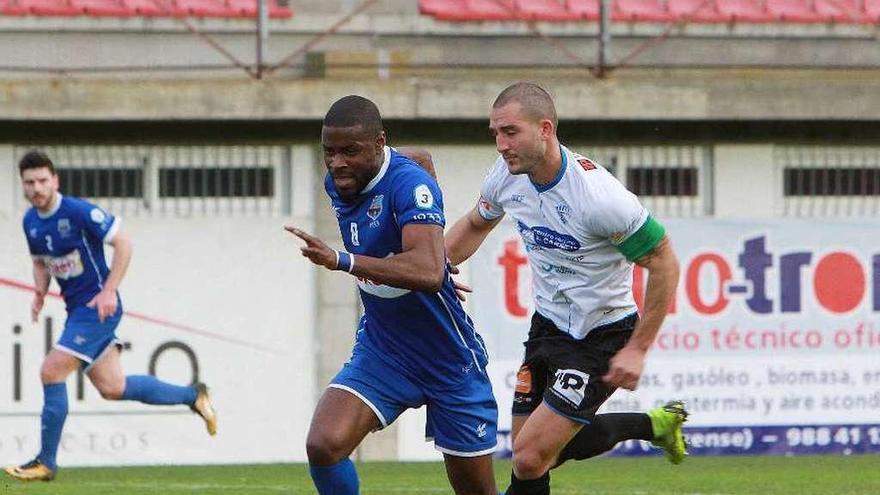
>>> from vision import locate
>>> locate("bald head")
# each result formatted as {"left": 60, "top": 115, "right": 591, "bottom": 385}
{"left": 493, "top": 82, "right": 558, "bottom": 128}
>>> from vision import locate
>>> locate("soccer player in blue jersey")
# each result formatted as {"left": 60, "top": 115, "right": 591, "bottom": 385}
{"left": 5, "top": 151, "right": 217, "bottom": 482}
{"left": 444, "top": 83, "right": 686, "bottom": 495}
{"left": 286, "top": 95, "right": 498, "bottom": 495}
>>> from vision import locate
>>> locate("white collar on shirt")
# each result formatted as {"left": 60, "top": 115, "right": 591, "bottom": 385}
{"left": 36, "top": 193, "right": 63, "bottom": 219}
{"left": 362, "top": 146, "right": 391, "bottom": 194}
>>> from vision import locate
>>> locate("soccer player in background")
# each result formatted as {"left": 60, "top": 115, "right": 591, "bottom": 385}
{"left": 5, "top": 150, "right": 217, "bottom": 482}
{"left": 444, "top": 82, "right": 687, "bottom": 495}
{"left": 286, "top": 95, "right": 498, "bottom": 495}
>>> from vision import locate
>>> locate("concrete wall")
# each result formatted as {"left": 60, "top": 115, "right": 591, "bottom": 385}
{"left": 2, "top": 69, "right": 880, "bottom": 121}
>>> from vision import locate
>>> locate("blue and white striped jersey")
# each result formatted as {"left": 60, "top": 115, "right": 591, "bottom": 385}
{"left": 326, "top": 147, "right": 489, "bottom": 388}
{"left": 22, "top": 194, "right": 121, "bottom": 311}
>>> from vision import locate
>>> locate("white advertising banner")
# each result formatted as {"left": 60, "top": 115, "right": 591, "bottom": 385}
{"left": 471, "top": 218, "right": 880, "bottom": 456}
{"left": 0, "top": 217, "right": 316, "bottom": 466}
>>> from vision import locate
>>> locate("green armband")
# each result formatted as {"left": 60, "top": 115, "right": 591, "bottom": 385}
{"left": 616, "top": 216, "right": 665, "bottom": 261}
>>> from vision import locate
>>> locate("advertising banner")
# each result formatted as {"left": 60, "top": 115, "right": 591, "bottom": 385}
{"left": 0, "top": 218, "right": 315, "bottom": 466}
{"left": 471, "top": 219, "right": 880, "bottom": 457}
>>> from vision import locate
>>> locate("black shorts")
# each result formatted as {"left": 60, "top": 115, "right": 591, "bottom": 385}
{"left": 512, "top": 311, "right": 637, "bottom": 424}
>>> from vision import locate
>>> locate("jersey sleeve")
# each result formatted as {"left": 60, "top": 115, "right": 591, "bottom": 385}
{"left": 392, "top": 169, "right": 446, "bottom": 229}
{"left": 585, "top": 174, "right": 665, "bottom": 262}
{"left": 476, "top": 157, "right": 506, "bottom": 221}
{"left": 72, "top": 199, "right": 120, "bottom": 243}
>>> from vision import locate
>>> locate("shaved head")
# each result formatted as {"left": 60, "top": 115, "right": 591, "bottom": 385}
{"left": 323, "top": 95, "right": 384, "bottom": 138}
{"left": 493, "top": 82, "right": 557, "bottom": 128}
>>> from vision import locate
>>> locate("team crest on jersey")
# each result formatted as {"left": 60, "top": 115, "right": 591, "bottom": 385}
{"left": 57, "top": 218, "right": 71, "bottom": 238}
{"left": 367, "top": 195, "right": 384, "bottom": 220}
{"left": 555, "top": 204, "right": 572, "bottom": 225}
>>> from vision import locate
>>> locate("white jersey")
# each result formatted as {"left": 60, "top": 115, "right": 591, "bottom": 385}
{"left": 478, "top": 145, "right": 664, "bottom": 339}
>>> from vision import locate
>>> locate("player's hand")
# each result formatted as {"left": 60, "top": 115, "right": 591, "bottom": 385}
{"left": 31, "top": 293, "right": 45, "bottom": 323}
{"left": 448, "top": 264, "right": 472, "bottom": 302}
{"left": 602, "top": 345, "right": 646, "bottom": 391}
{"left": 284, "top": 226, "right": 338, "bottom": 270}
{"left": 87, "top": 289, "right": 117, "bottom": 323}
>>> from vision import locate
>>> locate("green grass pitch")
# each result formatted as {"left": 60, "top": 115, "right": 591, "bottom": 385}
{"left": 3, "top": 455, "right": 878, "bottom": 494}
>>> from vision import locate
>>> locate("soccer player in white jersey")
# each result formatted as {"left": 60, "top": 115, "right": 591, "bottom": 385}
{"left": 445, "top": 83, "right": 687, "bottom": 495}
{"left": 6, "top": 151, "right": 216, "bottom": 482}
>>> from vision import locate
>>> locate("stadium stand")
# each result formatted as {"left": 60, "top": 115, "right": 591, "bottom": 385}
{"left": 667, "top": 0, "right": 726, "bottom": 21}
{"left": 866, "top": 0, "right": 880, "bottom": 20}
{"left": 516, "top": 0, "right": 578, "bottom": 21}
{"left": 419, "top": 0, "right": 880, "bottom": 24}
{"left": 616, "top": 0, "right": 673, "bottom": 22}
{"left": 765, "top": 0, "right": 824, "bottom": 22}
{"left": 0, "top": 0, "right": 293, "bottom": 18}
{"left": 565, "top": 0, "right": 601, "bottom": 19}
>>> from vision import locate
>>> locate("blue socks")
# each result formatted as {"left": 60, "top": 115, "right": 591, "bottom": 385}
{"left": 121, "top": 375, "right": 197, "bottom": 406}
{"left": 37, "top": 382, "right": 68, "bottom": 471}
{"left": 35, "top": 377, "right": 194, "bottom": 472}
{"left": 310, "top": 458, "right": 360, "bottom": 495}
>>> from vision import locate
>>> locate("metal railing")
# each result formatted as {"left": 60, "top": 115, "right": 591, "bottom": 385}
{"left": 14, "top": 145, "right": 291, "bottom": 217}
{"left": 574, "top": 144, "right": 713, "bottom": 218}
{"left": 776, "top": 146, "right": 880, "bottom": 218}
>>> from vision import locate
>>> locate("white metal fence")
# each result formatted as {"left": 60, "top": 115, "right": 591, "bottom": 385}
{"left": 578, "top": 145, "right": 713, "bottom": 218}
{"left": 13, "top": 145, "right": 292, "bottom": 217}
{"left": 775, "top": 146, "right": 880, "bottom": 217}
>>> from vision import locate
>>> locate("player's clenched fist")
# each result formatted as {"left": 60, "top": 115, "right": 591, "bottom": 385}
{"left": 284, "top": 226, "right": 338, "bottom": 270}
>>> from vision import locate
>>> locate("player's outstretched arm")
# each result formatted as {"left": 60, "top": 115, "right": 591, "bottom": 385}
{"left": 445, "top": 206, "right": 502, "bottom": 266}
{"left": 603, "top": 235, "right": 679, "bottom": 390}
{"left": 30, "top": 258, "right": 50, "bottom": 323}
{"left": 285, "top": 224, "right": 446, "bottom": 293}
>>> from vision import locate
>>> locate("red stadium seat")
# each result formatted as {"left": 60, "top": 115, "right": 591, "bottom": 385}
{"left": 73, "top": 0, "right": 132, "bottom": 16}
{"left": 420, "top": 0, "right": 451, "bottom": 16}
{"left": 765, "top": 0, "right": 825, "bottom": 22}
{"left": 514, "top": 0, "right": 578, "bottom": 21}
{"left": 865, "top": 0, "right": 880, "bottom": 22}
{"left": 564, "top": 0, "right": 600, "bottom": 20}
{"left": 616, "top": 0, "right": 673, "bottom": 22}
{"left": 716, "top": 0, "right": 773, "bottom": 22}
{"left": 668, "top": 0, "right": 728, "bottom": 22}
{"left": 0, "top": 0, "right": 30, "bottom": 15}
{"left": 174, "top": 0, "right": 237, "bottom": 17}
{"left": 120, "top": 0, "right": 172, "bottom": 16}
{"left": 8, "top": 0, "right": 83, "bottom": 15}
{"left": 464, "top": 0, "right": 517, "bottom": 21}
{"left": 419, "top": 0, "right": 479, "bottom": 21}
{"left": 814, "top": 0, "right": 869, "bottom": 22}
{"left": 226, "top": 0, "right": 292, "bottom": 18}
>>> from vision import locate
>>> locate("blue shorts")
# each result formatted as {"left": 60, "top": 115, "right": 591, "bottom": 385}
{"left": 331, "top": 343, "right": 498, "bottom": 457}
{"left": 56, "top": 305, "right": 123, "bottom": 371}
